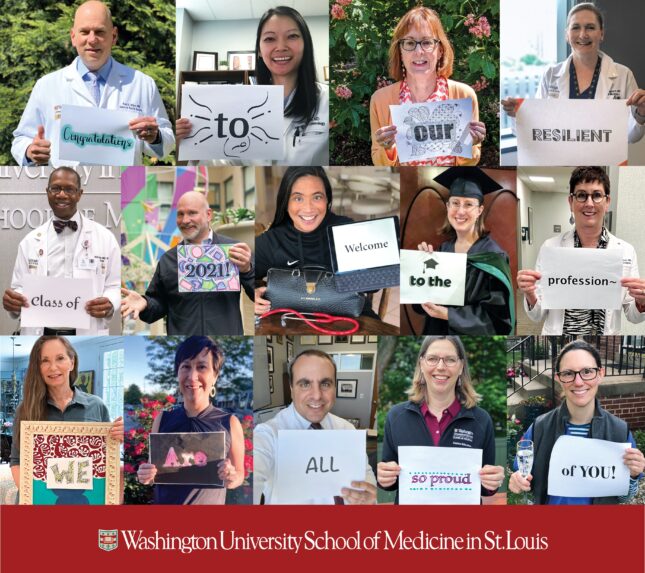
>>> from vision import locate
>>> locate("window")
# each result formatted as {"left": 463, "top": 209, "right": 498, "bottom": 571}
{"left": 209, "top": 182, "right": 221, "bottom": 212}
{"left": 102, "top": 348, "right": 124, "bottom": 423}
{"left": 331, "top": 353, "right": 375, "bottom": 372}
{"left": 243, "top": 167, "right": 256, "bottom": 209}
{"left": 224, "top": 177, "right": 234, "bottom": 208}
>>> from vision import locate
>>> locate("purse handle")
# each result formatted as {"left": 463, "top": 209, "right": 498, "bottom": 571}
{"left": 257, "top": 308, "right": 360, "bottom": 335}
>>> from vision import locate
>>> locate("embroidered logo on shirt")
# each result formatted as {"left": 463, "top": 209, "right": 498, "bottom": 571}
{"left": 287, "top": 260, "right": 299, "bottom": 266}
{"left": 452, "top": 428, "right": 474, "bottom": 446}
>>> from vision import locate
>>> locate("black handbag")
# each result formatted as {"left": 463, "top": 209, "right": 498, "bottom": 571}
{"left": 265, "top": 266, "right": 366, "bottom": 317}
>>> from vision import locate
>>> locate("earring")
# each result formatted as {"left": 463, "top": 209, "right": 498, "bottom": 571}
{"left": 569, "top": 212, "right": 575, "bottom": 225}
{"left": 401, "top": 62, "right": 406, "bottom": 79}
{"left": 210, "top": 386, "right": 216, "bottom": 398}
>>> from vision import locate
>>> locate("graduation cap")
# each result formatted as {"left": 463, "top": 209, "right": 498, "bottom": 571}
{"left": 433, "top": 167, "right": 503, "bottom": 202}
{"left": 423, "top": 257, "right": 439, "bottom": 273}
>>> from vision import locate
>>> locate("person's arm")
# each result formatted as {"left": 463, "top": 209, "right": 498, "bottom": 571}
{"left": 370, "top": 90, "right": 398, "bottom": 167}
{"left": 455, "top": 84, "right": 481, "bottom": 166}
{"left": 11, "top": 78, "right": 50, "bottom": 165}
{"left": 138, "top": 260, "right": 169, "bottom": 324}
{"left": 218, "top": 415, "right": 245, "bottom": 489}
{"left": 378, "top": 411, "right": 401, "bottom": 491}
{"left": 621, "top": 247, "right": 645, "bottom": 323}
{"left": 624, "top": 69, "right": 645, "bottom": 143}
{"left": 140, "top": 77, "right": 175, "bottom": 158}
{"left": 11, "top": 465, "right": 20, "bottom": 488}
{"left": 479, "top": 412, "right": 503, "bottom": 495}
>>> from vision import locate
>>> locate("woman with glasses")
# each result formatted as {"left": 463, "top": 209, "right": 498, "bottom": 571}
{"left": 413, "top": 167, "right": 514, "bottom": 335}
{"left": 377, "top": 336, "right": 504, "bottom": 504}
{"left": 518, "top": 166, "right": 645, "bottom": 335}
{"left": 370, "top": 6, "right": 486, "bottom": 166}
{"left": 509, "top": 340, "right": 644, "bottom": 505}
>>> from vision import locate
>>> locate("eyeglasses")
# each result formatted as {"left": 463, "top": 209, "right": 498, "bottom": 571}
{"left": 47, "top": 186, "right": 80, "bottom": 196}
{"left": 571, "top": 191, "right": 607, "bottom": 203}
{"left": 557, "top": 367, "right": 600, "bottom": 383}
{"left": 399, "top": 38, "right": 440, "bottom": 52}
{"left": 446, "top": 199, "right": 480, "bottom": 211}
{"left": 421, "top": 355, "right": 460, "bottom": 367}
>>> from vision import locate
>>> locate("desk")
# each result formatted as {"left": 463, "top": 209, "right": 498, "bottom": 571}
{"left": 255, "top": 313, "right": 399, "bottom": 335}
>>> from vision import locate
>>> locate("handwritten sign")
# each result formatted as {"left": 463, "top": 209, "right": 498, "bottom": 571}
{"left": 59, "top": 105, "right": 137, "bottom": 166}
{"left": 516, "top": 99, "right": 628, "bottom": 166}
{"left": 20, "top": 275, "right": 93, "bottom": 329}
{"left": 179, "top": 84, "right": 284, "bottom": 161}
{"left": 390, "top": 98, "right": 472, "bottom": 163}
{"left": 539, "top": 247, "right": 623, "bottom": 310}
{"left": 399, "top": 249, "right": 466, "bottom": 305}
{"left": 547, "top": 436, "right": 631, "bottom": 497}
{"left": 149, "top": 432, "right": 226, "bottom": 486}
{"left": 274, "top": 429, "right": 366, "bottom": 504}
{"left": 398, "top": 446, "right": 482, "bottom": 505}
{"left": 177, "top": 244, "right": 240, "bottom": 293}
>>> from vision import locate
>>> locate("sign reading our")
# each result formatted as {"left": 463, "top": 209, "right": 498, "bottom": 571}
{"left": 149, "top": 432, "right": 226, "bottom": 486}
{"left": 516, "top": 99, "right": 629, "bottom": 166}
{"left": 390, "top": 98, "right": 473, "bottom": 163}
{"left": 177, "top": 244, "right": 240, "bottom": 293}
{"left": 398, "top": 446, "right": 482, "bottom": 505}
{"left": 399, "top": 249, "right": 466, "bottom": 305}
{"left": 275, "top": 429, "right": 366, "bottom": 503}
{"left": 59, "top": 105, "right": 137, "bottom": 166}
{"left": 538, "top": 247, "right": 623, "bottom": 310}
{"left": 20, "top": 275, "right": 93, "bottom": 329}
{"left": 178, "top": 84, "right": 284, "bottom": 161}
{"left": 547, "top": 436, "right": 631, "bottom": 497}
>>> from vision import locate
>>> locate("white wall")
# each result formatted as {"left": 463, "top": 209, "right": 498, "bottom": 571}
{"left": 176, "top": 8, "right": 195, "bottom": 81}
{"left": 525, "top": 191, "right": 571, "bottom": 268}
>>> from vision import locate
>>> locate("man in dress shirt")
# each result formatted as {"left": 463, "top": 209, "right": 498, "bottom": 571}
{"left": 254, "top": 349, "right": 377, "bottom": 504}
{"left": 2, "top": 167, "right": 121, "bottom": 334}
{"left": 11, "top": 0, "right": 174, "bottom": 166}
{"left": 120, "top": 191, "right": 254, "bottom": 335}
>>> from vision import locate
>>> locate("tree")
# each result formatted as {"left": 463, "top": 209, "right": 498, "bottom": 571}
{"left": 124, "top": 383, "right": 143, "bottom": 405}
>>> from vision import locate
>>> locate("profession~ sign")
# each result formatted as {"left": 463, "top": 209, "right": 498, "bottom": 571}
{"left": 516, "top": 99, "right": 629, "bottom": 166}
{"left": 177, "top": 244, "right": 240, "bottom": 293}
{"left": 399, "top": 249, "right": 466, "bottom": 305}
{"left": 390, "top": 98, "right": 473, "bottom": 163}
{"left": 538, "top": 247, "right": 623, "bottom": 310}
{"left": 59, "top": 105, "right": 137, "bottom": 166}
{"left": 547, "top": 436, "right": 631, "bottom": 498}
{"left": 179, "top": 84, "right": 284, "bottom": 161}
{"left": 398, "top": 446, "right": 482, "bottom": 505}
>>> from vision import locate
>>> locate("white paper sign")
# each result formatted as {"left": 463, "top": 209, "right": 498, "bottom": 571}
{"left": 20, "top": 275, "right": 93, "bottom": 329}
{"left": 332, "top": 218, "right": 400, "bottom": 272}
{"left": 390, "top": 98, "right": 472, "bottom": 163}
{"left": 179, "top": 84, "right": 284, "bottom": 161}
{"left": 516, "top": 99, "right": 629, "bottom": 166}
{"left": 46, "top": 457, "right": 93, "bottom": 490}
{"left": 398, "top": 446, "right": 482, "bottom": 505}
{"left": 275, "top": 429, "right": 366, "bottom": 504}
{"left": 399, "top": 249, "right": 466, "bottom": 305}
{"left": 547, "top": 436, "right": 631, "bottom": 497}
{"left": 539, "top": 247, "right": 622, "bottom": 310}
{"left": 59, "top": 105, "right": 137, "bottom": 166}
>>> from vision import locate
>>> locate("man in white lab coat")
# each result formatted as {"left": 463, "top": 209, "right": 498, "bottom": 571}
{"left": 2, "top": 167, "right": 120, "bottom": 335}
{"left": 11, "top": 0, "right": 174, "bottom": 166}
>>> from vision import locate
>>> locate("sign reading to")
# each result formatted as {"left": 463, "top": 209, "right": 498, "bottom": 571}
{"left": 177, "top": 244, "right": 240, "bottom": 293}
{"left": 179, "top": 84, "right": 284, "bottom": 161}
{"left": 547, "top": 436, "right": 631, "bottom": 497}
{"left": 516, "top": 99, "right": 629, "bottom": 166}
{"left": 400, "top": 249, "right": 466, "bottom": 305}
{"left": 390, "top": 98, "right": 473, "bottom": 163}
{"left": 59, "top": 105, "right": 137, "bottom": 166}
{"left": 539, "top": 247, "right": 623, "bottom": 310}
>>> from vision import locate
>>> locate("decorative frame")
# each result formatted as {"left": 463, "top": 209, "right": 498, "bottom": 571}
{"left": 367, "top": 335, "right": 378, "bottom": 343}
{"left": 276, "top": 335, "right": 284, "bottom": 345}
{"left": 335, "top": 335, "right": 349, "bottom": 344}
{"left": 227, "top": 50, "right": 256, "bottom": 71}
{"left": 351, "top": 335, "right": 366, "bottom": 344}
{"left": 337, "top": 379, "right": 358, "bottom": 399}
{"left": 193, "top": 51, "right": 218, "bottom": 71}
{"left": 267, "top": 346, "right": 274, "bottom": 373}
{"left": 317, "top": 335, "right": 333, "bottom": 345}
{"left": 300, "top": 335, "right": 317, "bottom": 345}
{"left": 75, "top": 370, "right": 94, "bottom": 394}
{"left": 19, "top": 421, "right": 119, "bottom": 505}
{"left": 286, "top": 341, "right": 294, "bottom": 362}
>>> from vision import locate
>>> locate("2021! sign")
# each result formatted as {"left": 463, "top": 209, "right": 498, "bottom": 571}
{"left": 177, "top": 243, "right": 240, "bottom": 293}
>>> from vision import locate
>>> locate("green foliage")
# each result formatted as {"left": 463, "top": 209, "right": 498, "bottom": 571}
{"left": 634, "top": 429, "right": 645, "bottom": 453}
{"left": 330, "top": 0, "right": 500, "bottom": 165}
{"left": 0, "top": 1, "right": 175, "bottom": 165}
{"left": 124, "top": 383, "right": 143, "bottom": 405}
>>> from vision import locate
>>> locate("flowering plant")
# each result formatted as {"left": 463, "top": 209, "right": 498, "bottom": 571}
{"left": 507, "top": 414, "right": 522, "bottom": 440}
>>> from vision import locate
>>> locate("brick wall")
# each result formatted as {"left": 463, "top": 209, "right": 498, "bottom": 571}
{"left": 599, "top": 393, "right": 645, "bottom": 430}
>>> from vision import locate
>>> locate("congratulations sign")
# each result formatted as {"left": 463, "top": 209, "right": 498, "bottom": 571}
{"left": 177, "top": 244, "right": 240, "bottom": 293}
{"left": 516, "top": 99, "right": 628, "bottom": 166}
{"left": 399, "top": 250, "right": 466, "bottom": 305}
{"left": 390, "top": 98, "right": 472, "bottom": 163}
{"left": 179, "top": 84, "right": 284, "bottom": 161}
{"left": 59, "top": 105, "right": 137, "bottom": 165}
{"left": 398, "top": 446, "right": 482, "bottom": 505}
{"left": 547, "top": 436, "right": 631, "bottom": 497}
{"left": 539, "top": 247, "right": 623, "bottom": 310}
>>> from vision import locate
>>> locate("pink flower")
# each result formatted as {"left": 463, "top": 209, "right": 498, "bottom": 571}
{"left": 331, "top": 4, "right": 346, "bottom": 20}
{"left": 335, "top": 85, "right": 352, "bottom": 99}
{"left": 478, "top": 16, "right": 491, "bottom": 37}
{"left": 467, "top": 15, "right": 491, "bottom": 38}
{"left": 337, "top": 0, "right": 352, "bottom": 5}
{"left": 473, "top": 75, "right": 489, "bottom": 92}
{"left": 124, "top": 463, "right": 136, "bottom": 474}
{"left": 244, "top": 438, "right": 253, "bottom": 451}
{"left": 165, "top": 395, "right": 176, "bottom": 404}
{"left": 464, "top": 13, "right": 475, "bottom": 26}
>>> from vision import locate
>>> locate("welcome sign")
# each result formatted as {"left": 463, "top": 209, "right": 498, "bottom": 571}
{"left": 399, "top": 250, "right": 466, "bottom": 305}
{"left": 177, "top": 244, "right": 240, "bottom": 293}
{"left": 59, "top": 105, "right": 137, "bottom": 165}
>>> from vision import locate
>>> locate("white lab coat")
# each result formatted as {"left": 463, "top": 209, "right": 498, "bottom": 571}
{"left": 9, "top": 214, "right": 121, "bottom": 335}
{"left": 525, "top": 229, "right": 644, "bottom": 334}
{"left": 11, "top": 57, "right": 175, "bottom": 166}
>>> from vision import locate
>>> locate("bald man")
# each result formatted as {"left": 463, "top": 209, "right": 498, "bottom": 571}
{"left": 121, "top": 192, "right": 254, "bottom": 335}
{"left": 11, "top": 0, "right": 174, "bottom": 166}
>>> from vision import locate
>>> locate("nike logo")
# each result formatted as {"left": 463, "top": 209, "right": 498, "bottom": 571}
{"left": 287, "top": 260, "right": 299, "bottom": 266}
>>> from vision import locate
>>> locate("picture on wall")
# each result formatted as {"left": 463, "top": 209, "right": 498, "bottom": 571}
{"left": 193, "top": 51, "right": 218, "bottom": 71}
{"left": 75, "top": 370, "right": 94, "bottom": 394}
{"left": 337, "top": 379, "right": 357, "bottom": 399}
{"left": 268, "top": 346, "right": 274, "bottom": 373}
{"left": 227, "top": 50, "right": 255, "bottom": 71}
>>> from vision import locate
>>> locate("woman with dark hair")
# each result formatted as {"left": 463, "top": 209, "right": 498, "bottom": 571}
{"left": 137, "top": 336, "right": 244, "bottom": 505}
{"left": 377, "top": 336, "right": 504, "bottom": 504}
{"left": 509, "top": 340, "right": 644, "bottom": 504}
{"left": 10, "top": 336, "right": 123, "bottom": 487}
{"left": 176, "top": 5, "right": 328, "bottom": 165}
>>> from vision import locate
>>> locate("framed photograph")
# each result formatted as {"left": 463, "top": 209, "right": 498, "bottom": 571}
{"left": 335, "top": 335, "right": 349, "bottom": 344}
{"left": 193, "top": 51, "right": 218, "bottom": 71}
{"left": 286, "top": 335, "right": 294, "bottom": 342}
{"left": 337, "top": 379, "right": 357, "bottom": 399}
{"left": 269, "top": 375, "right": 274, "bottom": 394}
{"left": 267, "top": 346, "right": 274, "bottom": 373}
{"left": 227, "top": 50, "right": 255, "bottom": 71}
{"left": 346, "top": 418, "right": 361, "bottom": 429}
{"left": 75, "top": 370, "right": 94, "bottom": 394}
{"left": 300, "top": 335, "right": 317, "bottom": 345}
{"left": 267, "top": 336, "right": 273, "bottom": 343}
{"left": 19, "top": 421, "right": 120, "bottom": 505}
{"left": 351, "top": 335, "right": 366, "bottom": 344}
{"left": 324, "top": 65, "right": 329, "bottom": 81}
{"left": 286, "top": 341, "right": 294, "bottom": 362}
{"left": 318, "top": 335, "right": 333, "bottom": 345}
{"left": 367, "top": 335, "right": 378, "bottom": 343}
{"left": 276, "top": 335, "right": 284, "bottom": 345}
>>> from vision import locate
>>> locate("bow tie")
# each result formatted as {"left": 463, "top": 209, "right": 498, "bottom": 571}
{"left": 53, "top": 219, "right": 78, "bottom": 234}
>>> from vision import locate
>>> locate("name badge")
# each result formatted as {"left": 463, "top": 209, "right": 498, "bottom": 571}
{"left": 77, "top": 256, "right": 97, "bottom": 270}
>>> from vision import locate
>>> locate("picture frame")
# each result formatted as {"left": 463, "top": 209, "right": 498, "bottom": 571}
{"left": 192, "top": 51, "right": 218, "bottom": 71}
{"left": 335, "top": 335, "right": 349, "bottom": 344}
{"left": 227, "top": 50, "right": 256, "bottom": 71}
{"left": 351, "top": 335, "right": 366, "bottom": 344}
{"left": 367, "top": 335, "right": 378, "bottom": 343}
{"left": 19, "top": 421, "right": 120, "bottom": 505}
{"left": 337, "top": 379, "right": 357, "bottom": 399}
{"left": 267, "top": 335, "right": 273, "bottom": 343}
{"left": 300, "top": 335, "right": 317, "bottom": 345}
{"left": 528, "top": 207, "right": 533, "bottom": 245}
{"left": 276, "top": 335, "right": 284, "bottom": 345}
{"left": 346, "top": 418, "right": 361, "bottom": 429}
{"left": 75, "top": 370, "right": 94, "bottom": 394}
{"left": 286, "top": 341, "right": 294, "bottom": 362}
{"left": 317, "top": 335, "right": 333, "bottom": 345}
{"left": 267, "top": 346, "right": 274, "bottom": 373}
{"left": 269, "top": 375, "right": 274, "bottom": 394}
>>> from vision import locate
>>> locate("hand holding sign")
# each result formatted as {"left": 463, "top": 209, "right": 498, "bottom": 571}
{"left": 377, "top": 460, "right": 401, "bottom": 488}
{"left": 621, "top": 277, "right": 645, "bottom": 307}
{"left": 341, "top": 480, "right": 377, "bottom": 505}
{"left": 517, "top": 269, "right": 541, "bottom": 308}
{"left": 2, "top": 288, "right": 29, "bottom": 313}
{"left": 623, "top": 447, "right": 645, "bottom": 478}
{"left": 400, "top": 249, "right": 467, "bottom": 305}
{"left": 27, "top": 125, "right": 51, "bottom": 164}
{"left": 128, "top": 116, "right": 159, "bottom": 144}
